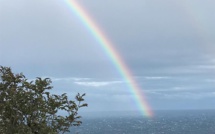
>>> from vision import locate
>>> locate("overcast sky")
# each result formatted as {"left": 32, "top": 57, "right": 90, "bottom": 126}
{"left": 1, "top": 0, "right": 215, "bottom": 114}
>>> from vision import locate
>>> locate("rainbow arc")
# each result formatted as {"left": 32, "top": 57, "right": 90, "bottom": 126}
{"left": 65, "top": 0, "right": 153, "bottom": 117}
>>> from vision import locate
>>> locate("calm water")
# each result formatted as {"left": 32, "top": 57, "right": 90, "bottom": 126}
{"left": 69, "top": 110, "right": 215, "bottom": 134}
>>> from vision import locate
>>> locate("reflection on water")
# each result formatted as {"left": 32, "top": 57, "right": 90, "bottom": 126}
{"left": 69, "top": 110, "right": 215, "bottom": 134}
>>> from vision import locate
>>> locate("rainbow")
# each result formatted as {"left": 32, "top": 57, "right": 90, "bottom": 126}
{"left": 65, "top": 0, "right": 153, "bottom": 117}
{"left": 179, "top": 1, "right": 211, "bottom": 49}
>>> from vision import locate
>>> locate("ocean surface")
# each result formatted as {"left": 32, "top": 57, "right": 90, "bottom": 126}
{"left": 69, "top": 110, "right": 215, "bottom": 134}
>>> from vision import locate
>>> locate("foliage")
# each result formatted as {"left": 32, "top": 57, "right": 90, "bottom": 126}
{"left": 0, "top": 66, "right": 87, "bottom": 134}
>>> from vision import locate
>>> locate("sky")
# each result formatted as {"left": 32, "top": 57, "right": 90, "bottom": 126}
{"left": 1, "top": 0, "right": 215, "bottom": 114}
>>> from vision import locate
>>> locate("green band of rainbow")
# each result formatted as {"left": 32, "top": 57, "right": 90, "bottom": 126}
{"left": 65, "top": 0, "right": 153, "bottom": 117}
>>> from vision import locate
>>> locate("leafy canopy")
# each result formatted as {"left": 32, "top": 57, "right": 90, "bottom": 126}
{"left": 0, "top": 66, "right": 87, "bottom": 134}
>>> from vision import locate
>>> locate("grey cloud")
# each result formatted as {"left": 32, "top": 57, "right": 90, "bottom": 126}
{"left": 74, "top": 81, "right": 123, "bottom": 87}
{"left": 144, "top": 76, "right": 171, "bottom": 80}
{"left": 1, "top": 0, "right": 215, "bottom": 111}
{"left": 162, "top": 92, "right": 215, "bottom": 100}
{"left": 50, "top": 77, "right": 91, "bottom": 82}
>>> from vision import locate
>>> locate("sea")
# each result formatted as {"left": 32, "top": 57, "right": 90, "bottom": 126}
{"left": 69, "top": 110, "right": 215, "bottom": 134}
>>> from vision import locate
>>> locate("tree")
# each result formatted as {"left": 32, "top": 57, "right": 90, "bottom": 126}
{"left": 0, "top": 66, "right": 87, "bottom": 134}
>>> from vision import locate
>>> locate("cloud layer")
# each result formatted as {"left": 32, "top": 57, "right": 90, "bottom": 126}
{"left": 1, "top": 0, "right": 215, "bottom": 111}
